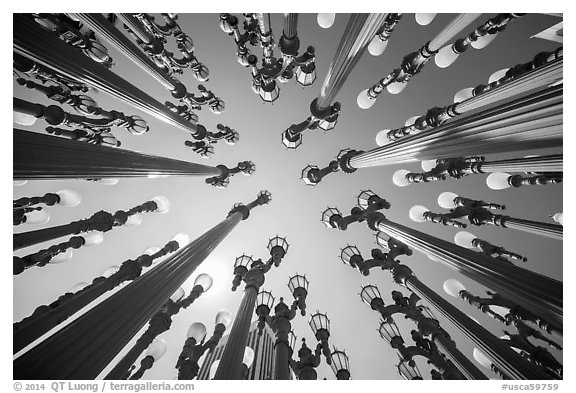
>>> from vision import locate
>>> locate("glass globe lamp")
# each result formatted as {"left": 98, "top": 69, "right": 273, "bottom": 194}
{"left": 317, "top": 13, "right": 335, "bottom": 29}
{"left": 152, "top": 195, "right": 170, "bottom": 214}
{"left": 187, "top": 322, "right": 207, "bottom": 343}
{"left": 408, "top": 205, "right": 429, "bottom": 222}
{"left": 194, "top": 273, "right": 213, "bottom": 292}
{"left": 443, "top": 279, "right": 466, "bottom": 298}
{"left": 486, "top": 172, "right": 512, "bottom": 190}
{"left": 438, "top": 191, "right": 459, "bottom": 209}
{"left": 454, "top": 231, "right": 476, "bottom": 248}
{"left": 215, "top": 310, "right": 233, "bottom": 328}
{"left": 392, "top": 169, "right": 411, "bottom": 187}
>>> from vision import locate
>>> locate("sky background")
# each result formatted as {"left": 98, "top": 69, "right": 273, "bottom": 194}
{"left": 13, "top": 12, "right": 563, "bottom": 380}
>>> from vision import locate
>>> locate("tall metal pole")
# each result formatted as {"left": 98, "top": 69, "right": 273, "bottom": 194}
{"left": 13, "top": 193, "right": 270, "bottom": 379}
{"left": 13, "top": 14, "right": 199, "bottom": 136}
{"left": 473, "top": 154, "right": 562, "bottom": 173}
{"left": 347, "top": 85, "right": 562, "bottom": 168}
{"left": 316, "top": 13, "right": 388, "bottom": 108}
{"left": 14, "top": 128, "right": 222, "bottom": 180}
{"left": 367, "top": 214, "right": 562, "bottom": 330}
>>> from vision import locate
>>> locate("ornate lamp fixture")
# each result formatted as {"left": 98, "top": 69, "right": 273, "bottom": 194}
{"left": 176, "top": 311, "right": 234, "bottom": 380}
{"left": 14, "top": 189, "right": 81, "bottom": 226}
{"left": 366, "top": 14, "right": 402, "bottom": 57}
{"left": 486, "top": 172, "right": 562, "bottom": 190}
{"left": 329, "top": 347, "right": 351, "bottom": 380}
{"left": 290, "top": 338, "right": 322, "bottom": 380}
{"left": 309, "top": 311, "right": 332, "bottom": 365}
{"left": 454, "top": 231, "right": 526, "bottom": 263}
{"left": 205, "top": 161, "right": 256, "bottom": 187}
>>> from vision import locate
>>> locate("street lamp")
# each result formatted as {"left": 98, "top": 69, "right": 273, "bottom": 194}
{"left": 317, "top": 14, "right": 336, "bottom": 29}
{"left": 214, "top": 236, "right": 289, "bottom": 379}
{"left": 290, "top": 338, "right": 322, "bottom": 380}
{"left": 176, "top": 310, "right": 233, "bottom": 380}
{"left": 415, "top": 13, "right": 437, "bottom": 26}
{"left": 14, "top": 189, "right": 82, "bottom": 226}
{"left": 367, "top": 14, "right": 402, "bottom": 57}
{"left": 309, "top": 311, "right": 332, "bottom": 365}
{"left": 454, "top": 231, "right": 527, "bottom": 263}
{"left": 329, "top": 347, "right": 351, "bottom": 380}
{"left": 397, "top": 355, "right": 424, "bottom": 380}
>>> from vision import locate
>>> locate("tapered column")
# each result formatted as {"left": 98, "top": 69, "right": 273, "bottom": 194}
{"left": 214, "top": 284, "right": 259, "bottom": 379}
{"left": 283, "top": 14, "right": 298, "bottom": 39}
{"left": 273, "top": 318, "right": 292, "bottom": 380}
{"left": 432, "top": 332, "right": 486, "bottom": 379}
{"left": 13, "top": 14, "right": 198, "bottom": 135}
{"left": 349, "top": 85, "right": 562, "bottom": 168}
{"left": 370, "top": 216, "right": 562, "bottom": 330}
{"left": 14, "top": 129, "right": 222, "bottom": 180}
{"left": 316, "top": 13, "right": 388, "bottom": 108}
{"left": 474, "top": 154, "right": 562, "bottom": 173}
{"left": 403, "top": 274, "right": 551, "bottom": 379}
{"left": 428, "top": 14, "right": 482, "bottom": 52}
{"left": 70, "top": 13, "right": 180, "bottom": 92}
{"left": 500, "top": 217, "right": 562, "bottom": 240}
{"left": 14, "top": 194, "right": 268, "bottom": 379}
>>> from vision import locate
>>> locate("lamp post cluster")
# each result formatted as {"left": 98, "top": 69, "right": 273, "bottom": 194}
{"left": 409, "top": 191, "right": 562, "bottom": 240}
{"left": 363, "top": 286, "right": 466, "bottom": 379}
{"left": 213, "top": 235, "right": 289, "bottom": 379}
{"left": 321, "top": 189, "right": 560, "bottom": 379}
{"left": 254, "top": 273, "right": 309, "bottom": 379}
{"left": 282, "top": 14, "right": 389, "bottom": 149}
{"left": 30, "top": 13, "right": 114, "bottom": 68}
{"left": 176, "top": 311, "right": 234, "bottom": 379}
{"left": 374, "top": 47, "right": 562, "bottom": 144}
{"left": 219, "top": 13, "right": 317, "bottom": 103}
{"left": 434, "top": 14, "right": 524, "bottom": 69}
{"left": 357, "top": 14, "right": 481, "bottom": 109}
{"left": 13, "top": 195, "right": 170, "bottom": 251}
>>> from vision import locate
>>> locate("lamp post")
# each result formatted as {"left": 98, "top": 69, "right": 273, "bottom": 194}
{"left": 486, "top": 172, "right": 562, "bottom": 190}
{"left": 396, "top": 354, "right": 424, "bottom": 380}
{"left": 290, "top": 338, "right": 322, "bottom": 380}
{"left": 329, "top": 348, "right": 351, "bottom": 380}
{"left": 408, "top": 192, "right": 563, "bottom": 240}
{"left": 219, "top": 13, "right": 316, "bottom": 103}
{"left": 14, "top": 97, "right": 148, "bottom": 137}
{"left": 321, "top": 190, "right": 562, "bottom": 355}
{"left": 254, "top": 273, "right": 309, "bottom": 379}
{"left": 443, "top": 279, "right": 562, "bottom": 338}
{"left": 205, "top": 161, "right": 256, "bottom": 188}
{"left": 13, "top": 235, "right": 187, "bottom": 353}
{"left": 309, "top": 311, "right": 332, "bottom": 366}
{"left": 14, "top": 14, "right": 203, "bottom": 137}
{"left": 125, "top": 339, "right": 167, "bottom": 380}
{"left": 454, "top": 231, "right": 527, "bottom": 263}
{"left": 367, "top": 14, "right": 402, "bottom": 57}
{"left": 434, "top": 14, "right": 524, "bottom": 69}
{"left": 14, "top": 191, "right": 271, "bottom": 379}
{"left": 214, "top": 235, "right": 289, "bottom": 379}
{"left": 14, "top": 231, "right": 103, "bottom": 274}
{"left": 14, "top": 129, "right": 254, "bottom": 184}
{"left": 13, "top": 195, "right": 170, "bottom": 251}
{"left": 392, "top": 154, "right": 563, "bottom": 187}
{"left": 361, "top": 285, "right": 482, "bottom": 379}
{"left": 176, "top": 311, "right": 233, "bottom": 380}
{"left": 282, "top": 13, "right": 389, "bottom": 149}
{"left": 357, "top": 13, "right": 480, "bottom": 108}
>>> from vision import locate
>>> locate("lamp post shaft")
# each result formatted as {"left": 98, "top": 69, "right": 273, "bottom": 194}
{"left": 374, "top": 218, "right": 562, "bottom": 330}
{"left": 273, "top": 318, "right": 292, "bottom": 380}
{"left": 13, "top": 14, "right": 198, "bottom": 135}
{"left": 404, "top": 275, "right": 551, "bottom": 379}
{"left": 14, "top": 212, "right": 245, "bottom": 379}
{"left": 70, "top": 13, "right": 179, "bottom": 92}
{"left": 283, "top": 14, "right": 298, "bottom": 39}
{"left": 499, "top": 217, "right": 562, "bottom": 240}
{"left": 474, "top": 154, "right": 562, "bottom": 173}
{"left": 349, "top": 85, "right": 562, "bottom": 168}
{"left": 14, "top": 128, "right": 222, "bottom": 180}
{"left": 213, "top": 285, "right": 259, "bottom": 379}
{"left": 317, "top": 13, "right": 389, "bottom": 108}
{"left": 428, "top": 14, "right": 482, "bottom": 52}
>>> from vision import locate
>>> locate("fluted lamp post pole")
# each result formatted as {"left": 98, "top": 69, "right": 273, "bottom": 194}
{"left": 176, "top": 311, "right": 233, "bottom": 380}
{"left": 282, "top": 13, "right": 389, "bottom": 149}
{"left": 15, "top": 129, "right": 253, "bottom": 184}
{"left": 14, "top": 191, "right": 271, "bottom": 379}
{"left": 214, "top": 235, "right": 289, "bottom": 379}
